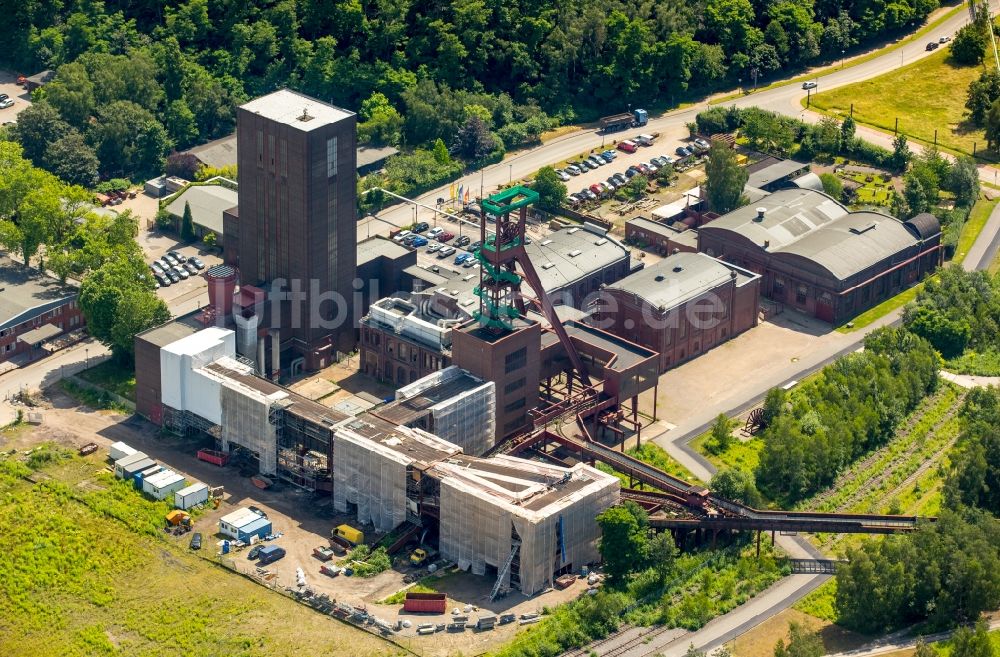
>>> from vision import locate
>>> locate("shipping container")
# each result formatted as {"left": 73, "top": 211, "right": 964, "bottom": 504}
{"left": 197, "top": 448, "right": 229, "bottom": 466}
{"left": 174, "top": 482, "right": 209, "bottom": 510}
{"left": 143, "top": 470, "right": 187, "bottom": 500}
{"left": 113, "top": 451, "right": 149, "bottom": 478}
{"left": 109, "top": 441, "right": 136, "bottom": 462}
{"left": 402, "top": 592, "right": 447, "bottom": 614}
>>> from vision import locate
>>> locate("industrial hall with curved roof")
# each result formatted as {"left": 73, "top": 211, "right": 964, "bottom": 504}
{"left": 696, "top": 188, "right": 941, "bottom": 324}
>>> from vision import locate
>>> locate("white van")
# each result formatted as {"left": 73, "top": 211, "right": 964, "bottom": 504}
{"left": 635, "top": 134, "right": 656, "bottom": 146}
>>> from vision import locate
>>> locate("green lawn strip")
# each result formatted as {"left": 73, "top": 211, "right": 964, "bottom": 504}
{"left": 793, "top": 579, "right": 838, "bottom": 622}
{"left": 835, "top": 282, "right": 925, "bottom": 333}
{"left": 596, "top": 441, "right": 700, "bottom": 491}
{"left": 76, "top": 360, "right": 137, "bottom": 401}
{"left": 953, "top": 197, "right": 999, "bottom": 265}
{"left": 690, "top": 431, "right": 764, "bottom": 475}
{"left": 58, "top": 379, "right": 134, "bottom": 414}
{"left": 808, "top": 48, "right": 987, "bottom": 158}
{"left": 945, "top": 348, "right": 1000, "bottom": 375}
{"left": 709, "top": 5, "right": 965, "bottom": 105}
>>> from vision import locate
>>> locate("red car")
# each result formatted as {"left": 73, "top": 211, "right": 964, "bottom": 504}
{"left": 617, "top": 140, "right": 637, "bottom": 153}
{"left": 437, "top": 231, "right": 455, "bottom": 242}
{"left": 589, "top": 183, "right": 605, "bottom": 196}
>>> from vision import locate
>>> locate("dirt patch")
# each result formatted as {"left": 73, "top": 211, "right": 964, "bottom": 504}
{"left": 728, "top": 608, "right": 869, "bottom": 657}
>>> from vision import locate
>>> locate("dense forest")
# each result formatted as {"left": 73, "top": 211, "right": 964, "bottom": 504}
{"left": 2, "top": 0, "right": 946, "bottom": 181}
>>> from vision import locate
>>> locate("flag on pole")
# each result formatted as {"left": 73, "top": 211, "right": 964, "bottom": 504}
{"left": 464, "top": 187, "right": 470, "bottom": 204}
{"left": 458, "top": 183, "right": 464, "bottom": 204}
{"left": 450, "top": 181, "right": 456, "bottom": 200}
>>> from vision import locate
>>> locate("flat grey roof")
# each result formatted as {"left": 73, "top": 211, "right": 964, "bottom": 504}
{"left": 746, "top": 158, "right": 809, "bottom": 189}
{"left": 562, "top": 321, "right": 655, "bottom": 370}
{"left": 357, "top": 146, "right": 399, "bottom": 168}
{"left": 701, "top": 188, "right": 921, "bottom": 280}
{"left": 628, "top": 217, "right": 681, "bottom": 238}
{"left": 357, "top": 236, "right": 410, "bottom": 266}
{"left": 372, "top": 370, "right": 484, "bottom": 426}
{"left": 185, "top": 134, "right": 237, "bottom": 170}
{"left": 605, "top": 252, "right": 757, "bottom": 311}
{"left": 525, "top": 225, "right": 630, "bottom": 293}
{"left": 240, "top": 89, "right": 354, "bottom": 131}
{"left": 0, "top": 256, "right": 78, "bottom": 331}
{"left": 165, "top": 184, "right": 238, "bottom": 235}
{"left": 134, "top": 311, "right": 206, "bottom": 348}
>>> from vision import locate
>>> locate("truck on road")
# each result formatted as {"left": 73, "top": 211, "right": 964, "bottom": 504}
{"left": 599, "top": 108, "right": 648, "bottom": 133}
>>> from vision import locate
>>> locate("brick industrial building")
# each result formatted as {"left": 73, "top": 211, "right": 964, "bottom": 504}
{"left": 234, "top": 89, "right": 358, "bottom": 368}
{"left": 698, "top": 189, "right": 941, "bottom": 324}
{"left": 0, "top": 256, "right": 84, "bottom": 363}
{"left": 589, "top": 252, "right": 760, "bottom": 373}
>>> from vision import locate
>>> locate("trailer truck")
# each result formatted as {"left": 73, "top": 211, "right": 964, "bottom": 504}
{"left": 599, "top": 108, "right": 648, "bottom": 133}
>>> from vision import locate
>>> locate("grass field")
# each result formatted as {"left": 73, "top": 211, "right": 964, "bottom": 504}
{"left": 836, "top": 281, "right": 923, "bottom": 332}
{"left": 810, "top": 48, "right": 988, "bottom": 157}
{"left": 0, "top": 447, "right": 403, "bottom": 657}
{"left": 954, "top": 197, "right": 999, "bottom": 265}
{"left": 691, "top": 431, "right": 764, "bottom": 476}
{"left": 77, "top": 360, "right": 137, "bottom": 401}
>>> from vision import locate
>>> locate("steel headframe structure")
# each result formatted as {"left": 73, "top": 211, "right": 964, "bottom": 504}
{"left": 475, "top": 186, "right": 592, "bottom": 386}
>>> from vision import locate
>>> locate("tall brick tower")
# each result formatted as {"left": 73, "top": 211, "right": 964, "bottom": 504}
{"left": 236, "top": 89, "right": 357, "bottom": 371}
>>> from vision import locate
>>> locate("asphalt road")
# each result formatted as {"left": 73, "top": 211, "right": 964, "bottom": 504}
{"left": 367, "top": 3, "right": 989, "bottom": 240}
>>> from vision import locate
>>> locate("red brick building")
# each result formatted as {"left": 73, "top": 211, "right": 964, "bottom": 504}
{"left": 0, "top": 256, "right": 84, "bottom": 363}
{"left": 588, "top": 252, "right": 760, "bottom": 373}
{"left": 698, "top": 189, "right": 941, "bottom": 324}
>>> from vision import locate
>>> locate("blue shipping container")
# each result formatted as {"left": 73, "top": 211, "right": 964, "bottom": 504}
{"left": 237, "top": 517, "right": 272, "bottom": 542}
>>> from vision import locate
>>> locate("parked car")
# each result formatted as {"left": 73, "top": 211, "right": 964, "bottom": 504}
{"left": 189, "top": 532, "right": 202, "bottom": 550}
{"left": 150, "top": 262, "right": 163, "bottom": 274}
{"left": 556, "top": 169, "right": 571, "bottom": 181}
{"left": 454, "top": 235, "right": 471, "bottom": 247}
{"left": 426, "top": 242, "right": 442, "bottom": 253}
{"left": 469, "top": 240, "right": 482, "bottom": 251}
{"left": 605, "top": 178, "right": 619, "bottom": 190}
{"left": 437, "top": 231, "right": 454, "bottom": 242}
{"left": 643, "top": 161, "right": 659, "bottom": 173}
{"left": 454, "top": 253, "right": 472, "bottom": 265}
{"left": 618, "top": 140, "right": 638, "bottom": 153}
{"left": 411, "top": 236, "right": 428, "bottom": 247}
{"left": 173, "top": 266, "right": 190, "bottom": 280}
{"left": 247, "top": 545, "right": 263, "bottom": 560}
{"left": 565, "top": 164, "right": 582, "bottom": 176}
{"left": 925, "top": 41, "right": 939, "bottom": 51}
{"left": 427, "top": 226, "right": 444, "bottom": 238}
{"left": 613, "top": 172, "right": 627, "bottom": 185}
{"left": 939, "top": 35, "right": 952, "bottom": 43}
{"left": 587, "top": 156, "right": 605, "bottom": 168}
{"left": 187, "top": 256, "right": 205, "bottom": 270}
{"left": 248, "top": 506, "right": 268, "bottom": 519}
{"left": 577, "top": 160, "right": 593, "bottom": 171}
{"left": 694, "top": 138, "right": 711, "bottom": 150}
{"left": 581, "top": 189, "right": 597, "bottom": 201}
{"left": 166, "top": 269, "right": 180, "bottom": 283}
{"left": 437, "top": 246, "right": 456, "bottom": 258}
{"left": 0, "top": 99, "right": 14, "bottom": 110}
{"left": 155, "top": 273, "right": 170, "bottom": 287}
{"left": 802, "top": 80, "right": 818, "bottom": 89}
{"left": 184, "top": 262, "right": 199, "bottom": 274}
{"left": 0, "top": 94, "right": 7, "bottom": 102}
{"left": 157, "top": 257, "right": 172, "bottom": 270}
{"left": 167, "top": 250, "right": 183, "bottom": 260}
{"left": 602, "top": 150, "right": 617, "bottom": 160}
{"left": 257, "top": 546, "right": 286, "bottom": 565}
{"left": 463, "top": 258, "right": 478, "bottom": 268}
{"left": 163, "top": 253, "right": 179, "bottom": 266}
{"left": 675, "top": 146, "right": 692, "bottom": 157}
{"left": 599, "top": 153, "right": 615, "bottom": 164}
{"left": 624, "top": 168, "right": 638, "bottom": 178}
{"left": 413, "top": 221, "right": 429, "bottom": 233}
{"left": 589, "top": 183, "right": 605, "bottom": 196}
{"left": 392, "top": 229, "right": 412, "bottom": 243}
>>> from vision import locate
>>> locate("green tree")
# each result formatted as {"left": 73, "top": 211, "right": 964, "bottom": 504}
{"left": 904, "top": 174, "right": 929, "bottom": 216}
{"left": 708, "top": 413, "right": 734, "bottom": 453}
{"left": 966, "top": 69, "right": 1000, "bottom": 125}
{"left": 710, "top": 468, "right": 763, "bottom": 507}
{"left": 90, "top": 100, "right": 173, "bottom": 177}
{"left": 913, "top": 640, "right": 938, "bottom": 657}
{"left": 181, "top": 201, "right": 195, "bottom": 241}
{"left": 841, "top": 115, "right": 857, "bottom": 142}
{"left": 13, "top": 101, "right": 71, "bottom": 164}
{"left": 596, "top": 501, "right": 649, "bottom": 583}
{"left": 950, "top": 620, "right": 995, "bottom": 657}
{"left": 819, "top": 173, "right": 843, "bottom": 200}
{"left": 773, "top": 622, "right": 823, "bottom": 657}
{"left": 812, "top": 116, "right": 842, "bottom": 155}
{"left": 203, "top": 232, "right": 218, "bottom": 249}
{"left": 647, "top": 531, "right": 678, "bottom": 578}
{"left": 952, "top": 21, "right": 988, "bottom": 66}
{"left": 905, "top": 306, "right": 971, "bottom": 358}
{"left": 79, "top": 256, "right": 170, "bottom": 362}
{"left": 43, "top": 61, "right": 96, "bottom": 126}
{"left": 948, "top": 157, "right": 981, "bottom": 207}
{"left": 533, "top": 166, "right": 567, "bottom": 211}
{"left": 163, "top": 99, "right": 199, "bottom": 148}
{"left": 986, "top": 98, "right": 1000, "bottom": 151}
{"left": 621, "top": 174, "right": 648, "bottom": 201}
{"left": 705, "top": 141, "right": 748, "bottom": 213}
{"left": 451, "top": 115, "right": 497, "bottom": 162}
{"left": 890, "top": 134, "right": 912, "bottom": 171}
{"left": 358, "top": 92, "right": 404, "bottom": 146}
{"left": 42, "top": 131, "right": 99, "bottom": 187}
{"left": 431, "top": 138, "right": 451, "bottom": 165}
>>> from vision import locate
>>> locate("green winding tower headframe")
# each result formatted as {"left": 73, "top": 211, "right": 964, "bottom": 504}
{"left": 473, "top": 184, "right": 592, "bottom": 385}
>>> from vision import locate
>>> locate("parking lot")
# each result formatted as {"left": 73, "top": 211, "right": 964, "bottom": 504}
{"left": 0, "top": 70, "right": 33, "bottom": 124}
